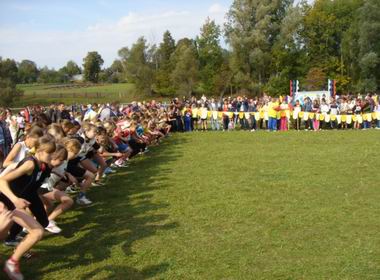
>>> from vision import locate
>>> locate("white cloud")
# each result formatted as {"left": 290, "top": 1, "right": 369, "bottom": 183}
{"left": 0, "top": 3, "right": 228, "bottom": 69}
{"left": 209, "top": 3, "right": 228, "bottom": 14}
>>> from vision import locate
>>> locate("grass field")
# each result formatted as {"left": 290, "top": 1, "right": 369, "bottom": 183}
{"left": 14, "top": 83, "right": 161, "bottom": 106}
{"left": 1, "top": 131, "right": 380, "bottom": 279}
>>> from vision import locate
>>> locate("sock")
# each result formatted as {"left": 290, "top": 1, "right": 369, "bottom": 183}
{"left": 9, "top": 257, "right": 18, "bottom": 263}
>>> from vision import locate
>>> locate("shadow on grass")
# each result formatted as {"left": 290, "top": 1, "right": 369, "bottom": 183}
{"left": 79, "top": 263, "right": 171, "bottom": 280}
{"left": 22, "top": 135, "right": 188, "bottom": 279}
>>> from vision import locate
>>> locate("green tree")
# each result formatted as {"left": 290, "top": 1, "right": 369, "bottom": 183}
{"left": 83, "top": 52, "right": 104, "bottom": 83}
{"left": 118, "top": 37, "right": 154, "bottom": 94}
{"left": 37, "top": 66, "right": 66, "bottom": 83}
{"left": 341, "top": 14, "right": 361, "bottom": 90}
{"left": 18, "top": 60, "right": 38, "bottom": 83}
{"left": 154, "top": 31, "right": 176, "bottom": 95}
{"left": 357, "top": 0, "right": 380, "bottom": 91}
{"left": 213, "top": 50, "right": 233, "bottom": 98}
{"left": 0, "top": 58, "right": 23, "bottom": 105}
{"left": 305, "top": 67, "right": 327, "bottom": 91}
{"left": 303, "top": 0, "right": 362, "bottom": 92}
{"left": 109, "top": 59, "right": 124, "bottom": 83}
{"left": 0, "top": 78, "right": 21, "bottom": 106}
{"left": 170, "top": 39, "right": 199, "bottom": 97}
{"left": 267, "top": 3, "right": 308, "bottom": 95}
{"left": 99, "top": 60, "right": 124, "bottom": 83}
{"left": 225, "top": 0, "right": 293, "bottom": 94}
{"left": 60, "top": 60, "right": 81, "bottom": 77}
{"left": 0, "top": 58, "right": 18, "bottom": 84}
{"left": 196, "top": 18, "right": 224, "bottom": 95}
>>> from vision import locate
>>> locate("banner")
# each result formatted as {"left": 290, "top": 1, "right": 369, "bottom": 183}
{"left": 182, "top": 108, "right": 380, "bottom": 123}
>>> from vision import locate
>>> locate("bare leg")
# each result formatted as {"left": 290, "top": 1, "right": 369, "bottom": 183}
{"left": 80, "top": 171, "right": 95, "bottom": 193}
{"left": 92, "top": 154, "right": 106, "bottom": 181}
{"left": 43, "top": 190, "right": 73, "bottom": 221}
{"left": 10, "top": 209, "right": 44, "bottom": 261}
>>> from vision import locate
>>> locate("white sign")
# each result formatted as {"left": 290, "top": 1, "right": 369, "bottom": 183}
{"left": 294, "top": 91, "right": 330, "bottom": 103}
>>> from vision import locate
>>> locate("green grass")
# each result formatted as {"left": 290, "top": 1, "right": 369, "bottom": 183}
{"left": 1, "top": 131, "right": 380, "bottom": 279}
{"left": 14, "top": 83, "right": 163, "bottom": 106}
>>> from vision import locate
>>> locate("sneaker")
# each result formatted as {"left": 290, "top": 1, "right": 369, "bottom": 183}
{"left": 251, "top": 129, "right": 256, "bottom": 132}
{"left": 4, "top": 259, "right": 24, "bottom": 280}
{"left": 65, "top": 185, "right": 79, "bottom": 194}
{"left": 114, "top": 158, "right": 124, "bottom": 165}
{"left": 15, "top": 233, "right": 26, "bottom": 242}
{"left": 92, "top": 181, "right": 105, "bottom": 187}
{"left": 104, "top": 167, "right": 116, "bottom": 174}
{"left": 76, "top": 196, "right": 92, "bottom": 205}
{"left": 115, "top": 161, "right": 128, "bottom": 168}
{"left": 45, "top": 220, "right": 62, "bottom": 234}
{"left": 4, "top": 239, "right": 19, "bottom": 247}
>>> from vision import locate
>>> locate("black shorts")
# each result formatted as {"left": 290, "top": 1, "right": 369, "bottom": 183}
{"left": 85, "top": 150, "right": 95, "bottom": 159}
{"left": 0, "top": 194, "right": 15, "bottom": 211}
{"left": 68, "top": 157, "right": 81, "bottom": 165}
{"left": 38, "top": 188, "right": 50, "bottom": 195}
{"left": 66, "top": 160, "right": 86, "bottom": 178}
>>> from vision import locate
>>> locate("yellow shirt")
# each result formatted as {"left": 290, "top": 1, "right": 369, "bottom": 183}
{"left": 268, "top": 102, "right": 279, "bottom": 118}
{"left": 192, "top": 108, "right": 198, "bottom": 118}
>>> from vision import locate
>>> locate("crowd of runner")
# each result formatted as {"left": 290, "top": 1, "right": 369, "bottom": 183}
{"left": 0, "top": 92, "right": 378, "bottom": 279}
{"left": 0, "top": 100, "right": 170, "bottom": 279}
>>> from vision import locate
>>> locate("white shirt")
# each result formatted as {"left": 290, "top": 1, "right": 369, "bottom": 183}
{"left": 13, "top": 141, "right": 30, "bottom": 164}
{"left": 320, "top": 104, "right": 329, "bottom": 114}
{"left": 200, "top": 107, "right": 208, "bottom": 119}
{"left": 40, "top": 161, "right": 68, "bottom": 191}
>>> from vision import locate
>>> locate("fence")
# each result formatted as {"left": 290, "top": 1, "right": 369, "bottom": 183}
{"left": 29, "top": 92, "right": 109, "bottom": 99}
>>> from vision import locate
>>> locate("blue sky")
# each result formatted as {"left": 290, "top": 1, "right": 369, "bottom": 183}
{"left": 0, "top": 0, "right": 311, "bottom": 69}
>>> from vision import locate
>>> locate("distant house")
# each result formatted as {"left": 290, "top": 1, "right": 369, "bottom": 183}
{"left": 71, "top": 74, "right": 84, "bottom": 82}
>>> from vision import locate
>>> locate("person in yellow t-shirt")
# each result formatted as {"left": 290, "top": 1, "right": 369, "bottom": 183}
{"left": 268, "top": 98, "right": 280, "bottom": 131}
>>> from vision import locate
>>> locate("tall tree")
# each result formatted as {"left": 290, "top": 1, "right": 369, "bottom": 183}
{"left": 196, "top": 18, "right": 224, "bottom": 95}
{"left": 303, "top": 0, "right": 362, "bottom": 92}
{"left": 118, "top": 37, "right": 155, "bottom": 94}
{"left": 83, "top": 51, "right": 104, "bottom": 83}
{"left": 99, "top": 59, "right": 125, "bottom": 83}
{"left": 18, "top": 60, "right": 38, "bottom": 83}
{"left": 170, "top": 39, "right": 199, "bottom": 97}
{"left": 225, "top": 0, "right": 293, "bottom": 94}
{"left": 213, "top": 50, "right": 233, "bottom": 98}
{"left": 0, "top": 58, "right": 18, "bottom": 84}
{"left": 0, "top": 58, "right": 22, "bottom": 105}
{"left": 357, "top": 0, "right": 380, "bottom": 92}
{"left": 154, "top": 31, "right": 176, "bottom": 95}
{"left": 266, "top": 3, "right": 308, "bottom": 95}
{"left": 62, "top": 60, "right": 81, "bottom": 77}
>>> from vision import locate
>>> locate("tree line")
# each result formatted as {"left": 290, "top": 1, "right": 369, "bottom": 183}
{"left": 1, "top": 0, "right": 379, "bottom": 104}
